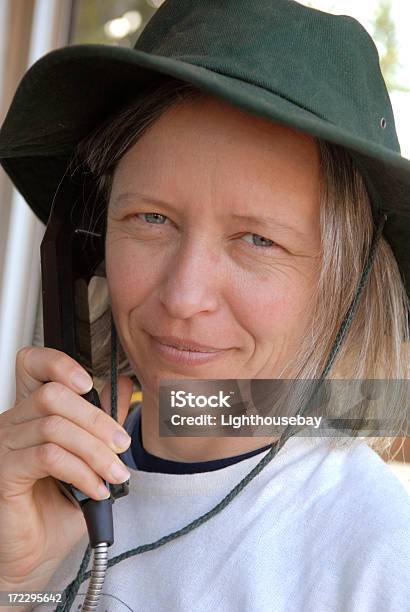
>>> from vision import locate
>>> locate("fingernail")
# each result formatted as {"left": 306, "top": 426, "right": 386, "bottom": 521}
{"left": 112, "top": 429, "right": 131, "bottom": 451}
{"left": 109, "top": 461, "right": 131, "bottom": 483}
{"left": 97, "top": 483, "right": 111, "bottom": 499}
{"left": 71, "top": 371, "right": 93, "bottom": 392}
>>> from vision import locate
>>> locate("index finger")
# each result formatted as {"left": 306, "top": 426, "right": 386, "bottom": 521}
{"left": 15, "top": 346, "right": 93, "bottom": 404}
{"left": 8, "top": 382, "right": 131, "bottom": 453}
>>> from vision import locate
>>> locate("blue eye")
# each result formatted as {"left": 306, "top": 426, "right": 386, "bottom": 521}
{"left": 135, "top": 215, "right": 277, "bottom": 251}
{"left": 241, "top": 233, "right": 275, "bottom": 248}
{"left": 138, "top": 212, "right": 169, "bottom": 224}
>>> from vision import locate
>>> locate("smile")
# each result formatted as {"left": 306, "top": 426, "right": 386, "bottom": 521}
{"left": 149, "top": 335, "right": 229, "bottom": 366}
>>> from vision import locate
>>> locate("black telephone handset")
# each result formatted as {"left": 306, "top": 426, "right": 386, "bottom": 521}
{"left": 40, "top": 168, "right": 129, "bottom": 549}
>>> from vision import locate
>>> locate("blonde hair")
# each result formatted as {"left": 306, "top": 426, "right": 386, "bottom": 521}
{"left": 71, "top": 75, "right": 410, "bottom": 459}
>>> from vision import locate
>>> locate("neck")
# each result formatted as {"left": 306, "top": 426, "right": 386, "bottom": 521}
{"left": 139, "top": 389, "right": 278, "bottom": 462}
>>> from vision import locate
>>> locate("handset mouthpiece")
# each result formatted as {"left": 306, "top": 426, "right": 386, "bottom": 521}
{"left": 56, "top": 386, "right": 129, "bottom": 547}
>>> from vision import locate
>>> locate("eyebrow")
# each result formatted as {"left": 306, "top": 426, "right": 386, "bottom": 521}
{"left": 111, "top": 191, "right": 306, "bottom": 238}
{"left": 230, "top": 213, "right": 305, "bottom": 237}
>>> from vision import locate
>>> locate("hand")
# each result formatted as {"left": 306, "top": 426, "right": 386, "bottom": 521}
{"left": 0, "top": 346, "right": 133, "bottom": 590}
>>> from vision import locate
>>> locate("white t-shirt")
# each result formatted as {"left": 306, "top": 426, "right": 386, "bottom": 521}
{"left": 37, "top": 403, "right": 409, "bottom": 611}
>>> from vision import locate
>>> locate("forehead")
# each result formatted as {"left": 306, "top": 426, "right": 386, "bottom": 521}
{"left": 110, "top": 95, "right": 320, "bottom": 209}
{"left": 122, "top": 94, "right": 317, "bottom": 158}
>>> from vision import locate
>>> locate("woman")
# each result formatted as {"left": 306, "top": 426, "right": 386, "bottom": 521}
{"left": 0, "top": 1, "right": 409, "bottom": 611}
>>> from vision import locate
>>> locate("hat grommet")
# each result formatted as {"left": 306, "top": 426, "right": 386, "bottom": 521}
{"left": 380, "top": 117, "right": 387, "bottom": 129}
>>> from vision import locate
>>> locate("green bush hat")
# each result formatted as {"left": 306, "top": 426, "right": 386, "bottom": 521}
{"left": 0, "top": 0, "right": 409, "bottom": 299}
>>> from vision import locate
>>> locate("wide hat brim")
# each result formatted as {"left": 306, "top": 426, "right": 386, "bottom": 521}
{"left": 1, "top": 44, "right": 410, "bottom": 297}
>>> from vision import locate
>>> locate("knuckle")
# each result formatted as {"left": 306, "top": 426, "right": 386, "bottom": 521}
{"left": 79, "top": 438, "right": 104, "bottom": 471}
{"left": 0, "top": 426, "right": 9, "bottom": 451}
{"left": 15, "top": 346, "right": 34, "bottom": 371}
{"left": 0, "top": 420, "right": 12, "bottom": 442}
{"left": 87, "top": 407, "right": 106, "bottom": 433}
{"left": 37, "top": 382, "right": 66, "bottom": 411}
{"left": 48, "top": 353, "right": 73, "bottom": 380}
{"left": 38, "top": 442, "right": 65, "bottom": 466}
{"left": 40, "top": 415, "right": 65, "bottom": 438}
{"left": 0, "top": 410, "right": 10, "bottom": 429}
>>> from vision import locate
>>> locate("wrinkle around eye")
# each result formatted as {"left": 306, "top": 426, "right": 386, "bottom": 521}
{"left": 108, "top": 213, "right": 320, "bottom": 261}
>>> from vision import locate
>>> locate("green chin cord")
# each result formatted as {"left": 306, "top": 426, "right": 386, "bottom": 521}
{"left": 57, "top": 212, "right": 387, "bottom": 611}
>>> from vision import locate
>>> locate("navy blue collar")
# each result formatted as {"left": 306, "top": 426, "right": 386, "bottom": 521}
{"left": 131, "top": 408, "right": 273, "bottom": 474}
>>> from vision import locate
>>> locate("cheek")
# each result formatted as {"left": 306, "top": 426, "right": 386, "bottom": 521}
{"left": 105, "top": 235, "right": 163, "bottom": 312}
{"left": 235, "top": 265, "right": 317, "bottom": 343}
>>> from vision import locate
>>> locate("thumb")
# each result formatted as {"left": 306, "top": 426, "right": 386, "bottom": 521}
{"left": 99, "top": 375, "right": 134, "bottom": 428}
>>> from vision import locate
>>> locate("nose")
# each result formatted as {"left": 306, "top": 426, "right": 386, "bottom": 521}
{"left": 158, "top": 237, "right": 220, "bottom": 320}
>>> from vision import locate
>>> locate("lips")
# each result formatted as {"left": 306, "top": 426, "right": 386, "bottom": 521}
{"left": 148, "top": 334, "right": 229, "bottom": 367}
{"left": 150, "top": 334, "right": 224, "bottom": 353}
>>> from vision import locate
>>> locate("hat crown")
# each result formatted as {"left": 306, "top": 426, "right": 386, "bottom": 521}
{"left": 136, "top": 0, "right": 399, "bottom": 152}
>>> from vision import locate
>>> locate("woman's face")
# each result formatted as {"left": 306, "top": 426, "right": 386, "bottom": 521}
{"left": 106, "top": 95, "right": 322, "bottom": 393}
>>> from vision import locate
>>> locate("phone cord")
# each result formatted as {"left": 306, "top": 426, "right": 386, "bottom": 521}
{"left": 57, "top": 213, "right": 387, "bottom": 611}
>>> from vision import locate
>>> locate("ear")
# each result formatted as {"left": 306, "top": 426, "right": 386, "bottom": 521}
{"left": 99, "top": 375, "right": 135, "bottom": 427}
